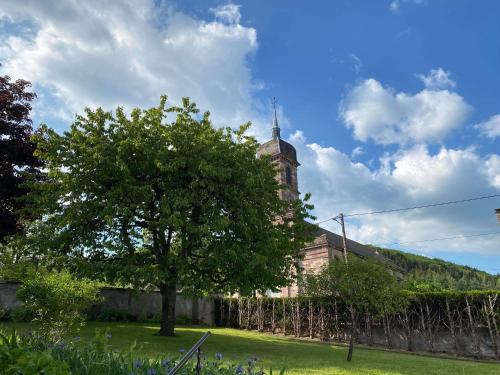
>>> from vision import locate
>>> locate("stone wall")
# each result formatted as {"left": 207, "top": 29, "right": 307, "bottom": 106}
{"left": 357, "top": 326, "right": 497, "bottom": 359}
{"left": 0, "top": 281, "right": 22, "bottom": 310}
{"left": 0, "top": 282, "right": 215, "bottom": 325}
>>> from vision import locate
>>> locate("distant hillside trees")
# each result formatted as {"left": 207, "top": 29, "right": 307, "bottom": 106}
{"left": 375, "top": 247, "right": 500, "bottom": 291}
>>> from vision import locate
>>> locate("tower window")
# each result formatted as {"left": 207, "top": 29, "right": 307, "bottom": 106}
{"left": 285, "top": 166, "right": 292, "bottom": 186}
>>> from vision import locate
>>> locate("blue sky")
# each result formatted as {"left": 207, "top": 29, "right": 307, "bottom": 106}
{"left": 1, "top": 0, "right": 499, "bottom": 272}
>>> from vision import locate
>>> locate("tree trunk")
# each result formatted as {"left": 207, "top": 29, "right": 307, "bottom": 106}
{"left": 158, "top": 282, "right": 177, "bottom": 336}
{"left": 347, "top": 308, "right": 356, "bottom": 362}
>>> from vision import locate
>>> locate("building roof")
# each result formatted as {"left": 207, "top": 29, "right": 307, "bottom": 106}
{"left": 257, "top": 138, "right": 298, "bottom": 163}
{"left": 313, "top": 227, "right": 403, "bottom": 272}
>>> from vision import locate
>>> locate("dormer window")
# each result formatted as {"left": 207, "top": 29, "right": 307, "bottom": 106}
{"left": 285, "top": 166, "right": 292, "bottom": 186}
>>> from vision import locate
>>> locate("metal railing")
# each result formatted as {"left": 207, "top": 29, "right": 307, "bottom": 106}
{"left": 168, "top": 331, "right": 211, "bottom": 375}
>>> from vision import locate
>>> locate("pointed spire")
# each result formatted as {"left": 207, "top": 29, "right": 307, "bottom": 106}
{"left": 272, "top": 97, "right": 280, "bottom": 139}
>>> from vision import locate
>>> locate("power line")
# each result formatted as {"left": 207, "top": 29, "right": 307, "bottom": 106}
{"left": 379, "top": 231, "right": 500, "bottom": 247}
{"left": 315, "top": 193, "right": 500, "bottom": 224}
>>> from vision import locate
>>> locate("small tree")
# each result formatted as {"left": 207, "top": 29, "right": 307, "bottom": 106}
{"left": 26, "top": 96, "right": 315, "bottom": 336}
{"left": 17, "top": 270, "right": 101, "bottom": 342}
{"left": 304, "top": 256, "right": 403, "bottom": 361}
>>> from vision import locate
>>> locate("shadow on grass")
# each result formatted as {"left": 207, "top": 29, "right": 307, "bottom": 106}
{"left": 2, "top": 322, "right": 499, "bottom": 375}
{"left": 86, "top": 323, "right": 500, "bottom": 375}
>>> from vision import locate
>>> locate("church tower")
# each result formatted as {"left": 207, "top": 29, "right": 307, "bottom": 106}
{"left": 257, "top": 99, "right": 300, "bottom": 201}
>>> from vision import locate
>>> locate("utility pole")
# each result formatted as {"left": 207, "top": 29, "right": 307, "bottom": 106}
{"left": 339, "top": 213, "right": 348, "bottom": 264}
{"left": 496, "top": 208, "right": 500, "bottom": 224}
{"left": 333, "top": 213, "right": 349, "bottom": 264}
{"left": 335, "top": 213, "right": 353, "bottom": 361}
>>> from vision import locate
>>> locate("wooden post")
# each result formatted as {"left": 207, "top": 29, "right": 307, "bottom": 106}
{"left": 238, "top": 298, "right": 242, "bottom": 328}
{"left": 465, "top": 295, "right": 481, "bottom": 358}
{"left": 282, "top": 299, "right": 286, "bottom": 335}
{"left": 220, "top": 297, "right": 225, "bottom": 327}
{"left": 483, "top": 301, "right": 498, "bottom": 359}
{"left": 272, "top": 298, "right": 276, "bottom": 333}
{"left": 296, "top": 300, "right": 301, "bottom": 337}
{"left": 246, "top": 299, "right": 251, "bottom": 330}
{"left": 445, "top": 298, "right": 459, "bottom": 356}
{"left": 339, "top": 213, "right": 348, "bottom": 263}
{"left": 320, "top": 302, "right": 325, "bottom": 340}
{"left": 309, "top": 300, "right": 313, "bottom": 338}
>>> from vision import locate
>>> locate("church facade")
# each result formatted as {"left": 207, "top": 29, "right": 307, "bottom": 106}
{"left": 257, "top": 105, "right": 397, "bottom": 297}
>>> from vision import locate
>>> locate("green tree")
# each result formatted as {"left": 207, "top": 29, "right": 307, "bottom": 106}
{"left": 17, "top": 270, "right": 101, "bottom": 342}
{"left": 304, "top": 256, "right": 403, "bottom": 361}
{"left": 27, "top": 96, "right": 315, "bottom": 336}
{"left": 0, "top": 71, "right": 44, "bottom": 243}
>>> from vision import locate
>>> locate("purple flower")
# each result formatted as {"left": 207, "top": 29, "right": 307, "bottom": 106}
{"left": 178, "top": 348, "right": 185, "bottom": 354}
{"left": 106, "top": 333, "right": 112, "bottom": 339}
{"left": 133, "top": 359, "right": 142, "bottom": 368}
{"left": 235, "top": 364, "right": 244, "bottom": 374}
{"left": 161, "top": 359, "right": 171, "bottom": 367}
{"left": 215, "top": 352, "right": 223, "bottom": 361}
{"left": 146, "top": 368, "right": 157, "bottom": 375}
{"left": 73, "top": 336, "right": 81, "bottom": 342}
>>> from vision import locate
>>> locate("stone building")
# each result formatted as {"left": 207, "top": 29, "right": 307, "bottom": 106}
{"left": 257, "top": 103, "right": 397, "bottom": 297}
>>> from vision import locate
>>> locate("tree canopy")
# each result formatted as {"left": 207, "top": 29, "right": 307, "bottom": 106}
{"left": 0, "top": 71, "right": 43, "bottom": 243}
{"left": 303, "top": 256, "right": 404, "bottom": 361}
{"left": 26, "top": 96, "right": 315, "bottom": 335}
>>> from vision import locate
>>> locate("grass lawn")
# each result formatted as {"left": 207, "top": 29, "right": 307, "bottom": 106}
{"left": 2, "top": 322, "right": 499, "bottom": 375}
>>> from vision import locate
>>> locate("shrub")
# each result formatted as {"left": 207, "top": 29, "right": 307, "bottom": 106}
{"left": 176, "top": 314, "right": 192, "bottom": 325}
{"left": 16, "top": 270, "right": 102, "bottom": 342}
{"left": 0, "top": 308, "right": 11, "bottom": 321}
{"left": 0, "top": 330, "right": 69, "bottom": 375}
{"left": 0, "top": 328, "right": 281, "bottom": 374}
{"left": 95, "top": 308, "right": 137, "bottom": 322}
{"left": 10, "top": 305, "right": 34, "bottom": 322}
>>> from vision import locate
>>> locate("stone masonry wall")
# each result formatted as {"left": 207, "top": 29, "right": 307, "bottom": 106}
{"left": 0, "top": 282, "right": 215, "bottom": 325}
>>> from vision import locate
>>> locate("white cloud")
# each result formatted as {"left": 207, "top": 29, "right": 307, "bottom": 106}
{"left": 475, "top": 114, "right": 500, "bottom": 139}
{"left": 0, "top": 0, "right": 274, "bottom": 139}
{"left": 390, "top": 0, "right": 425, "bottom": 13}
{"left": 290, "top": 130, "right": 306, "bottom": 143}
{"left": 340, "top": 78, "right": 471, "bottom": 145}
{"left": 351, "top": 146, "right": 364, "bottom": 158}
{"left": 390, "top": 1, "right": 401, "bottom": 13}
{"left": 417, "top": 68, "right": 456, "bottom": 89}
{"left": 348, "top": 53, "right": 363, "bottom": 74}
{"left": 486, "top": 155, "right": 500, "bottom": 188}
{"left": 211, "top": 3, "right": 241, "bottom": 25}
{"left": 289, "top": 135, "right": 500, "bottom": 255}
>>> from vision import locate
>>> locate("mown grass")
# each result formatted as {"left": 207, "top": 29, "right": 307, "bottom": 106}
{"left": 2, "top": 322, "right": 499, "bottom": 375}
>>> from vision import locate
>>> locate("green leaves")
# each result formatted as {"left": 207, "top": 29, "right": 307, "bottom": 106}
{"left": 304, "top": 256, "right": 405, "bottom": 317}
{"left": 16, "top": 270, "right": 102, "bottom": 342}
{"left": 25, "top": 95, "right": 315, "bottom": 332}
